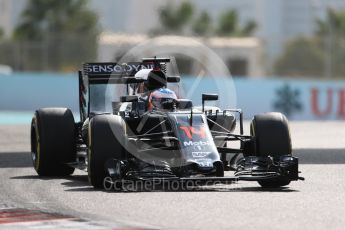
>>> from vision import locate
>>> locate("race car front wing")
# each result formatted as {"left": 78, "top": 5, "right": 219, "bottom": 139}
{"left": 104, "top": 155, "right": 304, "bottom": 189}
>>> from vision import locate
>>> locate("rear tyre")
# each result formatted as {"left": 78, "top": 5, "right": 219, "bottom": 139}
{"left": 250, "top": 112, "right": 292, "bottom": 187}
{"left": 88, "top": 115, "right": 126, "bottom": 188}
{"left": 31, "top": 108, "right": 76, "bottom": 176}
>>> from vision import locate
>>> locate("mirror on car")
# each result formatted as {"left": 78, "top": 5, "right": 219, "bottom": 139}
{"left": 202, "top": 93, "right": 219, "bottom": 101}
{"left": 167, "top": 76, "right": 180, "bottom": 83}
{"left": 120, "top": 95, "right": 139, "bottom": 102}
{"left": 202, "top": 94, "right": 219, "bottom": 112}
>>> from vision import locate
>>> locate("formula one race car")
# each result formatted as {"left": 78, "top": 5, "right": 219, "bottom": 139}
{"left": 30, "top": 57, "right": 303, "bottom": 190}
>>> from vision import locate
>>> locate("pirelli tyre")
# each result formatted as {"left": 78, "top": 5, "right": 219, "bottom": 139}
{"left": 250, "top": 112, "right": 292, "bottom": 188}
{"left": 31, "top": 108, "right": 76, "bottom": 176}
{"left": 88, "top": 115, "right": 126, "bottom": 188}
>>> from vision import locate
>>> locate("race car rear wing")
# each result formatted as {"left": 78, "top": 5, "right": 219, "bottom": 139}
{"left": 82, "top": 62, "right": 154, "bottom": 84}
{"left": 82, "top": 60, "right": 180, "bottom": 84}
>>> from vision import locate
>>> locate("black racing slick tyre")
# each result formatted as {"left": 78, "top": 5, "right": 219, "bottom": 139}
{"left": 88, "top": 115, "right": 126, "bottom": 188}
{"left": 250, "top": 112, "right": 292, "bottom": 188}
{"left": 31, "top": 108, "right": 76, "bottom": 176}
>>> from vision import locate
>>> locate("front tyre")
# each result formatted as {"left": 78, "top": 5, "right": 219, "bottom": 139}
{"left": 250, "top": 112, "right": 292, "bottom": 187}
{"left": 88, "top": 115, "right": 126, "bottom": 188}
{"left": 31, "top": 108, "right": 76, "bottom": 176}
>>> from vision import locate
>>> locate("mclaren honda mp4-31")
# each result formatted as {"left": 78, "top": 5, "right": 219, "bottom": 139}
{"left": 31, "top": 57, "right": 304, "bottom": 190}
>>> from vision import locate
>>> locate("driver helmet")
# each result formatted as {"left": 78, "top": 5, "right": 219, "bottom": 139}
{"left": 148, "top": 88, "right": 177, "bottom": 111}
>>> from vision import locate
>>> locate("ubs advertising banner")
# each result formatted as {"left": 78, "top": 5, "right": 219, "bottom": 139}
{"left": 233, "top": 78, "right": 345, "bottom": 120}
